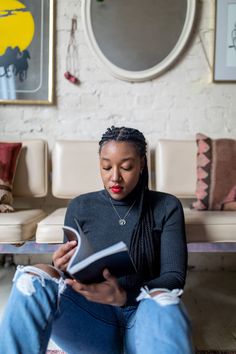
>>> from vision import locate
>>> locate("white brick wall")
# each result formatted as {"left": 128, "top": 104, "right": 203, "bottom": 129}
{"left": 1, "top": 0, "right": 234, "bottom": 267}
{"left": 1, "top": 0, "right": 236, "bottom": 147}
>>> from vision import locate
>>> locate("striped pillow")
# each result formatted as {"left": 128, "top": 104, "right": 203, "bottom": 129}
{"left": 192, "top": 133, "right": 236, "bottom": 210}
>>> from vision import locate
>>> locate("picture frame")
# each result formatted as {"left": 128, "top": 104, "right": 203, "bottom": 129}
{"left": 0, "top": 0, "right": 54, "bottom": 104}
{"left": 214, "top": 0, "right": 236, "bottom": 82}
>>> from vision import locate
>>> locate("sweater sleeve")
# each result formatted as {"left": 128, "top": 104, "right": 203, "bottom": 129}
{"left": 145, "top": 195, "right": 187, "bottom": 291}
{"left": 124, "top": 195, "right": 187, "bottom": 305}
{"left": 63, "top": 197, "right": 82, "bottom": 239}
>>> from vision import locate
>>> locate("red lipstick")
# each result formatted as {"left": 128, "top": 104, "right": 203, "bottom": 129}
{"left": 111, "top": 186, "right": 122, "bottom": 193}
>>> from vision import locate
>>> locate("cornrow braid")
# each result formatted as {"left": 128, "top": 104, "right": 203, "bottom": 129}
{"left": 99, "top": 126, "right": 156, "bottom": 278}
{"left": 99, "top": 126, "right": 147, "bottom": 156}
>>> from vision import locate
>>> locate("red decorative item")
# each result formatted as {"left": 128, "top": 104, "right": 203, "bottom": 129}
{"left": 64, "top": 16, "right": 80, "bottom": 84}
{"left": 64, "top": 71, "right": 71, "bottom": 80}
{"left": 0, "top": 142, "right": 22, "bottom": 212}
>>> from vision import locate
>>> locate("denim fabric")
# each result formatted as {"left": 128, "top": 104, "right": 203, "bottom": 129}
{"left": 0, "top": 266, "right": 61, "bottom": 354}
{"left": 0, "top": 266, "right": 194, "bottom": 354}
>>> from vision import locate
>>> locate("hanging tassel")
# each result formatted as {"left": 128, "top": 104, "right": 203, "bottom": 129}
{"left": 64, "top": 15, "right": 80, "bottom": 84}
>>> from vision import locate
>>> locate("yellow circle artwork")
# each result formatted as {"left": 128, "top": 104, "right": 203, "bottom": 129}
{"left": 0, "top": 0, "right": 35, "bottom": 56}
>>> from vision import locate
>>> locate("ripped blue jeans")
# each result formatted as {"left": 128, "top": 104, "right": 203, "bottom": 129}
{"left": 0, "top": 266, "right": 194, "bottom": 354}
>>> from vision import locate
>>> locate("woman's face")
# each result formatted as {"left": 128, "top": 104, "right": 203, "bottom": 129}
{"left": 99, "top": 141, "right": 145, "bottom": 200}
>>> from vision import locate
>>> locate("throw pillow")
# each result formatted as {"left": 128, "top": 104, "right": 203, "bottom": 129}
{"left": 0, "top": 142, "right": 22, "bottom": 212}
{"left": 192, "top": 133, "right": 236, "bottom": 210}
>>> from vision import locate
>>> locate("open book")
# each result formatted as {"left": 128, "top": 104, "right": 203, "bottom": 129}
{"left": 63, "top": 224, "right": 137, "bottom": 284}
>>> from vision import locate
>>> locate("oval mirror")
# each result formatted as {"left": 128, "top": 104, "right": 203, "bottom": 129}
{"left": 82, "top": 0, "right": 196, "bottom": 82}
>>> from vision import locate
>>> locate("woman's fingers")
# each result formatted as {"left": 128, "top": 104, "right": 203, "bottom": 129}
{"left": 52, "top": 241, "right": 77, "bottom": 269}
{"left": 65, "top": 270, "right": 125, "bottom": 305}
{"left": 102, "top": 268, "right": 114, "bottom": 282}
{"left": 102, "top": 269, "right": 119, "bottom": 287}
{"left": 55, "top": 241, "right": 77, "bottom": 258}
{"left": 58, "top": 248, "right": 77, "bottom": 269}
{"left": 65, "top": 278, "right": 83, "bottom": 290}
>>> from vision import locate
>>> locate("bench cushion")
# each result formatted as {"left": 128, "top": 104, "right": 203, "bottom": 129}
{"left": 155, "top": 140, "right": 197, "bottom": 198}
{"left": 0, "top": 209, "right": 47, "bottom": 243}
{"left": 52, "top": 141, "right": 103, "bottom": 199}
{"left": 12, "top": 140, "right": 48, "bottom": 197}
{"left": 35, "top": 207, "right": 236, "bottom": 244}
{"left": 36, "top": 208, "right": 66, "bottom": 243}
{"left": 37, "top": 141, "right": 103, "bottom": 243}
{"left": 184, "top": 209, "right": 236, "bottom": 243}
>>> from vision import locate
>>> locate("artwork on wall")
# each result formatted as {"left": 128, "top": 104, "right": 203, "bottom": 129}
{"left": 0, "top": 0, "right": 54, "bottom": 104}
{"left": 214, "top": 0, "right": 236, "bottom": 82}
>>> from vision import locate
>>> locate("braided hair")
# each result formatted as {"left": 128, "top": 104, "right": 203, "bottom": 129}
{"left": 99, "top": 126, "right": 156, "bottom": 278}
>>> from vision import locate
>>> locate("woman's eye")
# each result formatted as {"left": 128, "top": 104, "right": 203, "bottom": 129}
{"left": 121, "top": 166, "right": 132, "bottom": 171}
{"left": 102, "top": 166, "right": 111, "bottom": 171}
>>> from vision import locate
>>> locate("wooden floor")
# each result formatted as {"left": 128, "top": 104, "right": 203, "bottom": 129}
{"left": 182, "top": 270, "right": 236, "bottom": 351}
{"left": 0, "top": 265, "right": 236, "bottom": 351}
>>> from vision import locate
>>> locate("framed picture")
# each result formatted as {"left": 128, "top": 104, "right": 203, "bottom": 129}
{"left": 0, "top": 0, "right": 54, "bottom": 104}
{"left": 214, "top": 0, "right": 236, "bottom": 82}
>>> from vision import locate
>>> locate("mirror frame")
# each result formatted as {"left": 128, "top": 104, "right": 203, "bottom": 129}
{"left": 82, "top": 0, "right": 197, "bottom": 82}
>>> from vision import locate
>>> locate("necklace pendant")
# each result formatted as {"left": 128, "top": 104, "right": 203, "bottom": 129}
{"left": 119, "top": 219, "right": 126, "bottom": 226}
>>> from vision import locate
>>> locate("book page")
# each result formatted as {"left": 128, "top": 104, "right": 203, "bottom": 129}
{"left": 68, "top": 242, "right": 137, "bottom": 283}
{"left": 69, "top": 241, "right": 127, "bottom": 273}
{"left": 63, "top": 226, "right": 94, "bottom": 269}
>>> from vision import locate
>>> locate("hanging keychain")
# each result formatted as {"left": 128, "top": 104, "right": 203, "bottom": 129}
{"left": 64, "top": 15, "right": 80, "bottom": 84}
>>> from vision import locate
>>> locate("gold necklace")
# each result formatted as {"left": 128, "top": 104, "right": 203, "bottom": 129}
{"left": 109, "top": 198, "right": 136, "bottom": 226}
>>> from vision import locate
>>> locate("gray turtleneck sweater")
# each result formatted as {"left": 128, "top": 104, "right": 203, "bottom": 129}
{"left": 64, "top": 189, "right": 187, "bottom": 306}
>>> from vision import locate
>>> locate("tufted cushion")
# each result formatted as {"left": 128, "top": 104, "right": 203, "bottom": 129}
{"left": 0, "top": 142, "right": 22, "bottom": 212}
{"left": 192, "top": 133, "right": 236, "bottom": 210}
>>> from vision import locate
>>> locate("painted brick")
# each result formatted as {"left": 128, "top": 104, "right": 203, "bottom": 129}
{"left": 0, "top": 0, "right": 235, "bottom": 145}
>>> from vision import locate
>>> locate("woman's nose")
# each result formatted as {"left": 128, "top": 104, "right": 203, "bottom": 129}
{"left": 111, "top": 169, "right": 121, "bottom": 182}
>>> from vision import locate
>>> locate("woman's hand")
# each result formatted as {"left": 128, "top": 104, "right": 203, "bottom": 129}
{"left": 65, "top": 268, "right": 127, "bottom": 307}
{"left": 52, "top": 241, "right": 77, "bottom": 271}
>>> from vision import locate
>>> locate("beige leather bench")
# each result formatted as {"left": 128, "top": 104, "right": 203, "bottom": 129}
{"left": 36, "top": 140, "right": 103, "bottom": 243}
{"left": 0, "top": 140, "right": 48, "bottom": 243}
{"left": 35, "top": 139, "right": 236, "bottom": 245}
{"left": 155, "top": 140, "right": 236, "bottom": 243}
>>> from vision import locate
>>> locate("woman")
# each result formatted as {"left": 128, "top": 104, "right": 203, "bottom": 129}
{"left": 0, "top": 126, "right": 194, "bottom": 354}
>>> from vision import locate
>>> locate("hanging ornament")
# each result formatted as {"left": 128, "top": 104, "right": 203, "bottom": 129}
{"left": 64, "top": 15, "right": 80, "bottom": 84}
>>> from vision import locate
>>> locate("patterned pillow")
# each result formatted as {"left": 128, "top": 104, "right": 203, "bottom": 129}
{"left": 192, "top": 133, "right": 236, "bottom": 211}
{"left": 0, "top": 142, "right": 22, "bottom": 212}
